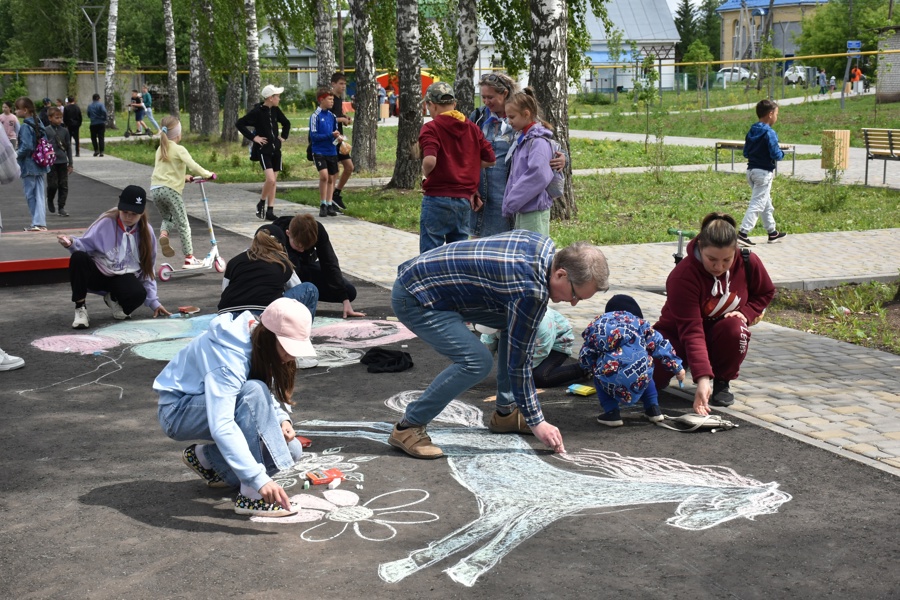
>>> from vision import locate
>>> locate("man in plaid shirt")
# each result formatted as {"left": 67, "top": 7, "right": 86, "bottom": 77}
{"left": 390, "top": 231, "right": 609, "bottom": 458}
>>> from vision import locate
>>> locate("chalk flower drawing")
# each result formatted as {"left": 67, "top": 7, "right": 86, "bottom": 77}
{"left": 251, "top": 489, "right": 439, "bottom": 541}
{"left": 271, "top": 449, "right": 376, "bottom": 491}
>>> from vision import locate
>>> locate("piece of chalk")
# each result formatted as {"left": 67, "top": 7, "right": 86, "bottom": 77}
{"left": 401, "top": 344, "right": 408, "bottom": 348}
{"left": 303, "top": 480, "right": 310, "bottom": 489}
{"left": 678, "top": 380, "right": 684, "bottom": 389}
{"left": 327, "top": 479, "right": 342, "bottom": 490}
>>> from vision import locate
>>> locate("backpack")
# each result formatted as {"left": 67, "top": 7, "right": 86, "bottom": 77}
{"left": 28, "top": 122, "right": 55, "bottom": 168}
{"left": 545, "top": 139, "right": 566, "bottom": 199}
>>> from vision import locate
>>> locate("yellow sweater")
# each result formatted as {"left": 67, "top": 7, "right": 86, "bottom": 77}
{"left": 150, "top": 141, "right": 212, "bottom": 194}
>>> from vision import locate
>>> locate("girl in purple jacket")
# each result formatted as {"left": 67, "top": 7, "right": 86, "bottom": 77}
{"left": 502, "top": 89, "right": 555, "bottom": 236}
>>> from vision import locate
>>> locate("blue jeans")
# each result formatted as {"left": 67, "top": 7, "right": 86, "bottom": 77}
{"left": 144, "top": 107, "right": 160, "bottom": 131}
{"left": 419, "top": 195, "right": 471, "bottom": 254}
{"left": 391, "top": 280, "right": 513, "bottom": 426}
{"left": 22, "top": 174, "right": 47, "bottom": 227}
{"left": 284, "top": 282, "right": 319, "bottom": 321}
{"left": 158, "top": 379, "right": 303, "bottom": 490}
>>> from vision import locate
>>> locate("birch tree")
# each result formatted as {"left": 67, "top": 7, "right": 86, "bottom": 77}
{"left": 244, "top": 0, "right": 261, "bottom": 109}
{"left": 348, "top": 0, "right": 378, "bottom": 171}
{"left": 162, "top": 0, "right": 179, "bottom": 116}
{"left": 454, "top": 0, "right": 479, "bottom": 116}
{"left": 189, "top": 3, "right": 219, "bottom": 136}
{"left": 104, "top": 0, "right": 119, "bottom": 129}
{"left": 388, "top": 0, "right": 423, "bottom": 189}
{"left": 315, "top": 0, "right": 335, "bottom": 88}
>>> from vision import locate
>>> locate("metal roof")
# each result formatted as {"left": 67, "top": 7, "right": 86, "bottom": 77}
{"left": 716, "top": 0, "right": 830, "bottom": 12}
{"left": 588, "top": 0, "right": 680, "bottom": 43}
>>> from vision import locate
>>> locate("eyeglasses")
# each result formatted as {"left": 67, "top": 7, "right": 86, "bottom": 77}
{"left": 480, "top": 73, "right": 511, "bottom": 93}
{"left": 566, "top": 271, "right": 582, "bottom": 303}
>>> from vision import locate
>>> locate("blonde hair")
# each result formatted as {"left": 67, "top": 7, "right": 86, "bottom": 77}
{"left": 157, "top": 115, "right": 181, "bottom": 162}
{"left": 505, "top": 88, "right": 553, "bottom": 131}
{"left": 247, "top": 229, "right": 291, "bottom": 271}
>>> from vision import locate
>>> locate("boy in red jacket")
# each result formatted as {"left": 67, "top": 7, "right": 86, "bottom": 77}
{"left": 418, "top": 82, "right": 495, "bottom": 254}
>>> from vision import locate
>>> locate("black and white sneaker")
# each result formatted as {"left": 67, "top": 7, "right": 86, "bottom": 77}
{"left": 326, "top": 203, "right": 338, "bottom": 217}
{"left": 256, "top": 200, "right": 266, "bottom": 220}
{"left": 319, "top": 204, "right": 328, "bottom": 218}
{"left": 710, "top": 379, "right": 735, "bottom": 406}
{"left": 597, "top": 409, "right": 624, "bottom": 427}
{"left": 767, "top": 230, "right": 787, "bottom": 243}
{"left": 737, "top": 231, "right": 755, "bottom": 246}
{"left": 332, "top": 189, "right": 347, "bottom": 210}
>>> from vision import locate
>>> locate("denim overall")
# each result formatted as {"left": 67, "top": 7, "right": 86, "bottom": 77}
{"left": 470, "top": 113, "right": 513, "bottom": 238}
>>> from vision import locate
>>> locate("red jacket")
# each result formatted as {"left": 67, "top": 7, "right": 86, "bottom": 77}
{"left": 419, "top": 112, "right": 495, "bottom": 198}
{"left": 653, "top": 239, "right": 775, "bottom": 382}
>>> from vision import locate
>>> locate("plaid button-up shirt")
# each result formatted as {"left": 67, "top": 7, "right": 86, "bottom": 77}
{"left": 397, "top": 231, "right": 556, "bottom": 426}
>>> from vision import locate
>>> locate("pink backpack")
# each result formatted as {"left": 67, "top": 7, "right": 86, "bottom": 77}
{"left": 28, "top": 122, "right": 55, "bottom": 168}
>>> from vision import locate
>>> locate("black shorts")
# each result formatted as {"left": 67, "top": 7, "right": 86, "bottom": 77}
{"left": 260, "top": 151, "right": 283, "bottom": 172}
{"left": 313, "top": 154, "right": 339, "bottom": 175}
{"left": 337, "top": 152, "right": 352, "bottom": 162}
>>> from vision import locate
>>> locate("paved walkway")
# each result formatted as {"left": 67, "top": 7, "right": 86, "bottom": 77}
{"left": 71, "top": 143, "right": 900, "bottom": 477}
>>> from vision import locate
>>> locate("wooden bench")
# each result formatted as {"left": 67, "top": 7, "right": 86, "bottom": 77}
{"left": 862, "top": 128, "right": 900, "bottom": 185}
{"left": 714, "top": 141, "right": 796, "bottom": 175}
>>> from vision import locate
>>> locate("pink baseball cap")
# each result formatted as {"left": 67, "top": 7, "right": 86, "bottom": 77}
{"left": 260, "top": 298, "right": 316, "bottom": 358}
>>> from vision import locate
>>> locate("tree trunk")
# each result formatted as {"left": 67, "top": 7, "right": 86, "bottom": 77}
{"left": 315, "top": 0, "right": 335, "bottom": 89}
{"left": 454, "top": 0, "right": 479, "bottom": 117}
{"left": 196, "top": 0, "right": 220, "bottom": 137}
{"left": 222, "top": 75, "right": 241, "bottom": 143}
{"left": 163, "top": 0, "right": 179, "bottom": 116}
{"left": 348, "top": 0, "right": 378, "bottom": 171}
{"left": 244, "top": 0, "right": 261, "bottom": 109}
{"left": 103, "top": 0, "right": 119, "bottom": 129}
{"left": 388, "top": 0, "right": 423, "bottom": 189}
{"left": 529, "top": 0, "right": 574, "bottom": 220}
{"left": 189, "top": 15, "right": 201, "bottom": 133}
{"left": 188, "top": 11, "right": 217, "bottom": 136}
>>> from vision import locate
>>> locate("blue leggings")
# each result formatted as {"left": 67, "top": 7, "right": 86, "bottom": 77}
{"left": 596, "top": 379, "right": 659, "bottom": 413}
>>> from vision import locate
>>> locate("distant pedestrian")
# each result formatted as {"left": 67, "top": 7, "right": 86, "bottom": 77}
{"left": 38, "top": 98, "right": 52, "bottom": 126}
{"left": 417, "top": 82, "right": 495, "bottom": 253}
{"left": 0, "top": 101, "right": 19, "bottom": 150}
{"left": 87, "top": 93, "right": 107, "bottom": 157}
{"left": 150, "top": 115, "right": 215, "bottom": 268}
{"left": 738, "top": 99, "right": 786, "bottom": 246}
{"left": 817, "top": 69, "right": 827, "bottom": 96}
{"left": 829, "top": 75, "right": 836, "bottom": 94}
{"left": 850, "top": 65, "right": 862, "bottom": 95}
{"left": 63, "top": 96, "right": 83, "bottom": 157}
{"left": 129, "top": 89, "right": 147, "bottom": 135}
{"left": 141, "top": 85, "right": 159, "bottom": 133}
{"left": 14, "top": 97, "right": 50, "bottom": 232}
{"left": 45, "top": 107, "right": 74, "bottom": 217}
{"left": 328, "top": 73, "right": 354, "bottom": 213}
{"left": 308, "top": 86, "right": 341, "bottom": 218}
{"left": 235, "top": 84, "right": 291, "bottom": 221}
{"left": 377, "top": 84, "right": 387, "bottom": 121}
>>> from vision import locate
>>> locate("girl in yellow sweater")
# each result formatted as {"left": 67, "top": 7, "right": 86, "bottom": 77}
{"left": 150, "top": 116, "right": 215, "bottom": 267}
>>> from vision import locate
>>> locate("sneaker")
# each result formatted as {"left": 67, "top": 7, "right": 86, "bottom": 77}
{"left": 234, "top": 493, "right": 297, "bottom": 517}
{"left": 332, "top": 189, "right": 346, "bottom": 210}
{"left": 0, "top": 351, "right": 25, "bottom": 371}
{"left": 737, "top": 231, "right": 755, "bottom": 246}
{"left": 488, "top": 407, "right": 533, "bottom": 435}
{"left": 24, "top": 226, "right": 47, "bottom": 232}
{"left": 183, "top": 256, "right": 204, "bottom": 269}
{"left": 710, "top": 379, "right": 735, "bottom": 406}
{"left": 58, "top": 209, "right": 69, "bottom": 217}
{"left": 256, "top": 200, "right": 266, "bottom": 220}
{"left": 48, "top": 204, "right": 56, "bottom": 213}
{"left": 182, "top": 444, "right": 228, "bottom": 488}
{"left": 644, "top": 404, "right": 664, "bottom": 423}
{"left": 158, "top": 234, "right": 175, "bottom": 257}
{"left": 264, "top": 208, "right": 276, "bottom": 221}
{"left": 319, "top": 204, "right": 328, "bottom": 218}
{"left": 767, "top": 230, "right": 787, "bottom": 243}
{"left": 326, "top": 204, "right": 338, "bottom": 217}
{"left": 93, "top": 151, "right": 99, "bottom": 157}
{"left": 103, "top": 294, "right": 129, "bottom": 320}
{"left": 295, "top": 356, "right": 319, "bottom": 369}
{"left": 99, "top": 153, "right": 104, "bottom": 157}
{"left": 72, "top": 306, "right": 90, "bottom": 329}
{"left": 388, "top": 424, "right": 443, "bottom": 459}
{"left": 597, "top": 409, "right": 624, "bottom": 427}
{"left": 330, "top": 202, "right": 343, "bottom": 214}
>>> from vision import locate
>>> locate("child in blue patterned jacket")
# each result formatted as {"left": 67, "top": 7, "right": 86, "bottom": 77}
{"left": 580, "top": 295, "right": 685, "bottom": 427}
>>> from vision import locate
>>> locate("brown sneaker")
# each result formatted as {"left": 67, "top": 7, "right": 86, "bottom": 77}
{"left": 488, "top": 407, "right": 533, "bottom": 435}
{"left": 388, "top": 425, "right": 443, "bottom": 459}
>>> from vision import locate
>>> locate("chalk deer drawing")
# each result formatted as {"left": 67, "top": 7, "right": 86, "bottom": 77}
{"left": 295, "top": 391, "right": 791, "bottom": 587}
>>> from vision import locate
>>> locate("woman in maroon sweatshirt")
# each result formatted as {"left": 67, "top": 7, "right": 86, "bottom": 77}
{"left": 653, "top": 213, "right": 774, "bottom": 415}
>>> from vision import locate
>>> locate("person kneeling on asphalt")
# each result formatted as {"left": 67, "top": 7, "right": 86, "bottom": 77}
{"left": 57, "top": 185, "right": 171, "bottom": 329}
{"left": 155, "top": 298, "right": 317, "bottom": 518}
{"left": 389, "top": 231, "right": 609, "bottom": 459}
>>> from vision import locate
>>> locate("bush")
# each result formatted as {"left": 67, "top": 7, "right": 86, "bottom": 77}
{"left": 576, "top": 92, "right": 612, "bottom": 106}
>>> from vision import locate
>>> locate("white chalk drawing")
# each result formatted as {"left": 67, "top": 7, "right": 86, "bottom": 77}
{"left": 31, "top": 316, "right": 406, "bottom": 367}
{"left": 295, "top": 391, "right": 792, "bottom": 587}
{"left": 17, "top": 345, "right": 129, "bottom": 400}
{"left": 251, "top": 489, "right": 439, "bottom": 541}
{"left": 271, "top": 450, "right": 368, "bottom": 490}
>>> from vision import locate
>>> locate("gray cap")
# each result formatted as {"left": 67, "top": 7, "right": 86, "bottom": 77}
{"left": 425, "top": 82, "right": 455, "bottom": 105}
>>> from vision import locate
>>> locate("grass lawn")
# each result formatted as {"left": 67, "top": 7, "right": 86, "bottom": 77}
{"left": 572, "top": 95, "right": 900, "bottom": 147}
{"left": 280, "top": 170, "right": 900, "bottom": 246}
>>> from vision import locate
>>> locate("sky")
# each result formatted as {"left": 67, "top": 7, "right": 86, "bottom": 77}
{"left": 665, "top": 0, "right": 701, "bottom": 15}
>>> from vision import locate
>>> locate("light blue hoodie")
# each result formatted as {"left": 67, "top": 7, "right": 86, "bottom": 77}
{"left": 154, "top": 311, "right": 293, "bottom": 491}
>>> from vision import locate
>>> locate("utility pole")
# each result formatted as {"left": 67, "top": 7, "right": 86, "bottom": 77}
{"left": 81, "top": 5, "right": 106, "bottom": 96}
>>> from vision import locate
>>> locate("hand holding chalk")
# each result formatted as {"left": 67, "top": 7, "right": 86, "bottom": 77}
{"left": 675, "top": 368, "right": 687, "bottom": 389}
{"left": 259, "top": 480, "right": 292, "bottom": 511}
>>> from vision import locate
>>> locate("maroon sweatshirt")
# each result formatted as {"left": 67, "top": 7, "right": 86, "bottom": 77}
{"left": 419, "top": 112, "right": 495, "bottom": 198}
{"left": 653, "top": 239, "right": 775, "bottom": 382}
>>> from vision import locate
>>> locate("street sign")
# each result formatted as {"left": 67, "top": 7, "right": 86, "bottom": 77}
{"left": 847, "top": 40, "right": 862, "bottom": 55}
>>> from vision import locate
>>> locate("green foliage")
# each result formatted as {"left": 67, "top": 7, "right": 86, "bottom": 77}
{"left": 419, "top": 0, "right": 458, "bottom": 81}
{"left": 695, "top": 0, "right": 721, "bottom": 61}
{"left": 1, "top": 76, "right": 28, "bottom": 106}
{"left": 673, "top": 0, "right": 697, "bottom": 62}
{"left": 371, "top": 0, "right": 397, "bottom": 71}
{"left": 683, "top": 39, "right": 714, "bottom": 99}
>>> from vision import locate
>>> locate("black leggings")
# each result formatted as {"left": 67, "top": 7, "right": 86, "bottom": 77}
{"left": 533, "top": 350, "right": 586, "bottom": 388}
{"left": 69, "top": 251, "right": 146, "bottom": 314}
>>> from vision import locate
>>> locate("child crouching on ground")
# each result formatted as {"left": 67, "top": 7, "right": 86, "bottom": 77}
{"left": 579, "top": 295, "right": 685, "bottom": 427}
{"left": 150, "top": 115, "right": 215, "bottom": 268}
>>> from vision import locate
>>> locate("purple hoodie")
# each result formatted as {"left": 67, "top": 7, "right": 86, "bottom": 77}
{"left": 502, "top": 123, "right": 555, "bottom": 218}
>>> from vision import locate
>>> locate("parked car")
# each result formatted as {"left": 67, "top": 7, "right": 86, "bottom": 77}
{"left": 716, "top": 67, "right": 757, "bottom": 83}
{"left": 784, "top": 65, "right": 807, "bottom": 85}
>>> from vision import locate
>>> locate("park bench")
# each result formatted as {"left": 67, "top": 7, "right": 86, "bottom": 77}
{"left": 714, "top": 141, "right": 796, "bottom": 175}
{"left": 862, "top": 128, "right": 900, "bottom": 185}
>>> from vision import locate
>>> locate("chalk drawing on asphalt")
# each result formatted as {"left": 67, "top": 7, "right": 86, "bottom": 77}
{"left": 17, "top": 345, "right": 130, "bottom": 400}
{"left": 251, "top": 488, "right": 440, "bottom": 542}
{"left": 295, "top": 391, "right": 792, "bottom": 587}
